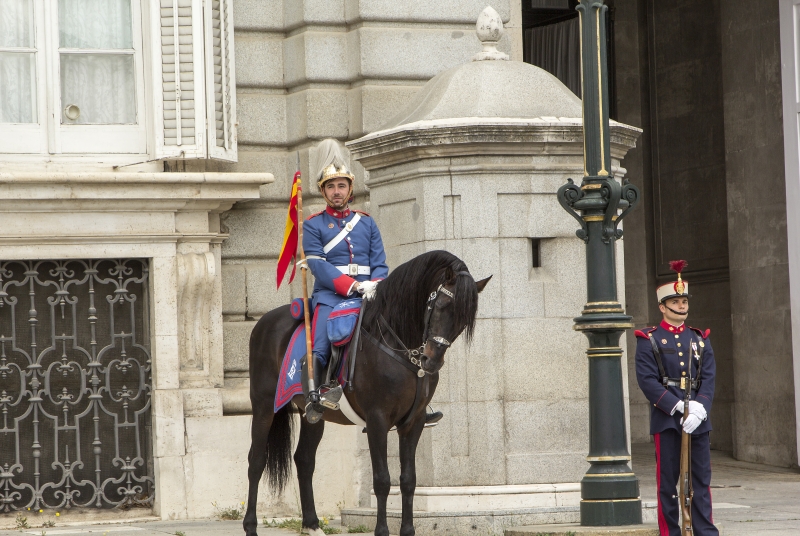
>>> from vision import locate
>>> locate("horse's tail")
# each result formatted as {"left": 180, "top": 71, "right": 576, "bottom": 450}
{"left": 264, "top": 404, "right": 294, "bottom": 493}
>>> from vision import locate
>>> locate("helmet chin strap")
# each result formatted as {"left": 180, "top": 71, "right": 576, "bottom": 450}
{"left": 666, "top": 305, "right": 688, "bottom": 316}
{"left": 322, "top": 181, "right": 353, "bottom": 209}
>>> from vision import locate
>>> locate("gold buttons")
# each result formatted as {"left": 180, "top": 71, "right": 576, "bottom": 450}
{"left": 680, "top": 362, "right": 685, "bottom": 366}
{"left": 677, "top": 343, "right": 682, "bottom": 347}
{"left": 679, "top": 352, "right": 683, "bottom": 356}
{"left": 675, "top": 335, "right": 679, "bottom": 339}
{"left": 682, "top": 371, "right": 686, "bottom": 376}
{"left": 661, "top": 339, "right": 667, "bottom": 344}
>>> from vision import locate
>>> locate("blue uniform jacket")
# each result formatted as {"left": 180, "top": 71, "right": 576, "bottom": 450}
{"left": 635, "top": 321, "right": 716, "bottom": 435}
{"left": 302, "top": 206, "right": 389, "bottom": 309}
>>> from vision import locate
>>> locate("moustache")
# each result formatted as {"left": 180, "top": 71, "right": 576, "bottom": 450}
{"left": 666, "top": 305, "right": 688, "bottom": 316}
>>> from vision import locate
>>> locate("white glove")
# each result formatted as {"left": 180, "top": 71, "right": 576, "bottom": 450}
{"left": 356, "top": 280, "right": 378, "bottom": 301}
{"left": 682, "top": 414, "right": 702, "bottom": 434}
{"left": 688, "top": 400, "right": 707, "bottom": 421}
{"left": 672, "top": 401, "right": 684, "bottom": 415}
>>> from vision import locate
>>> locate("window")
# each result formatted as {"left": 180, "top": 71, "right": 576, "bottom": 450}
{"left": 0, "top": 0, "right": 237, "bottom": 162}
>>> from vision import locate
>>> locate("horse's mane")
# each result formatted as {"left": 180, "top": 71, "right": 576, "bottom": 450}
{"left": 362, "top": 250, "right": 479, "bottom": 347}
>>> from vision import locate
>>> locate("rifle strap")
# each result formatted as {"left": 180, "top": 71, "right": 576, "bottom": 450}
{"left": 648, "top": 334, "right": 668, "bottom": 380}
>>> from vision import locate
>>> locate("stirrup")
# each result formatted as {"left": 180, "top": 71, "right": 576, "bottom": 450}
{"left": 319, "top": 384, "right": 343, "bottom": 411}
{"left": 304, "top": 400, "right": 324, "bottom": 424}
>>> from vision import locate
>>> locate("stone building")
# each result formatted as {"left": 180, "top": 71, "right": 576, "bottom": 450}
{"left": 1, "top": 0, "right": 799, "bottom": 529}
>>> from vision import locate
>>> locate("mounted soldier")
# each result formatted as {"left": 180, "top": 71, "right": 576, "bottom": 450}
{"left": 302, "top": 139, "right": 442, "bottom": 426}
{"left": 635, "top": 260, "right": 718, "bottom": 536}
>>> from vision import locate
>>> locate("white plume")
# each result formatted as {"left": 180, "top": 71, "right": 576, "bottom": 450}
{"left": 313, "top": 138, "right": 350, "bottom": 183}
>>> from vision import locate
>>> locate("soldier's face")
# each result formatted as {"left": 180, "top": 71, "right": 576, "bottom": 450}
{"left": 660, "top": 297, "right": 689, "bottom": 324}
{"left": 323, "top": 178, "right": 351, "bottom": 209}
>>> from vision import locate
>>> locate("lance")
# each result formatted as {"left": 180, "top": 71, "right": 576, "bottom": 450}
{"left": 296, "top": 152, "right": 316, "bottom": 399}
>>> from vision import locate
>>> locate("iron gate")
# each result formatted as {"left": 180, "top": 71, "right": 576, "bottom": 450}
{"left": 0, "top": 259, "right": 154, "bottom": 511}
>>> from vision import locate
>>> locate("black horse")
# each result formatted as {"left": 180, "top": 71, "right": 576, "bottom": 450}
{"left": 243, "top": 250, "right": 490, "bottom": 536}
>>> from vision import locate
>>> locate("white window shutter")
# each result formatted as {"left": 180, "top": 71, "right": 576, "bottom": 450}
{"left": 204, "top": 0, "right": 237, "bottom": 162}
{"left": 153, "top": 0, "right": 208, "bottom": 159}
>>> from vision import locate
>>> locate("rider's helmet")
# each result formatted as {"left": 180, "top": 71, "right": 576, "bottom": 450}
{"left": 314, "top": 139, "right": 355, "bottom": 205}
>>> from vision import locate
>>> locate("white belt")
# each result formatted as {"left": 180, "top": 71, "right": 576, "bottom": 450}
{"left": 336, "top": 264, "right": 371, "bottom": 276}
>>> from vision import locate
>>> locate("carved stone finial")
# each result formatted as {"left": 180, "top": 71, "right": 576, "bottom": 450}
{"left": 473, "top": 6, "right": 509, "bottom": 61}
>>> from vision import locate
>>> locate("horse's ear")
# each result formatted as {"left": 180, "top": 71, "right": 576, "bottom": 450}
{"left": 475, "top": 275, "right": 492, "bottom": 293}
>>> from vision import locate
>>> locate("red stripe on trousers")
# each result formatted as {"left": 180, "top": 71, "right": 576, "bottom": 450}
{"left": 709, "top": 486, "right": 713, "bottom": 523}
{"left": 655, "top": 433, "right": 669, "bottom": 536}
{"left": 311, "top": 304, "right": 320, "bottom": 351}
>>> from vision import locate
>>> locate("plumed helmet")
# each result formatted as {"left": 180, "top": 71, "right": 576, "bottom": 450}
{"left": 656, "top": 260, "right": 691, "bottom": 302}
{"left": 314, "top": 139, "right": 355, "bottom": 192}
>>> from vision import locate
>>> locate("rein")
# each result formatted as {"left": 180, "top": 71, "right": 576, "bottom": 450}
{"left": 358, "top": 270, "right": 472, "bottom": 430}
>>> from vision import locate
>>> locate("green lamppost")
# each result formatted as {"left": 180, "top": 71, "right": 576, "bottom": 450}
{"left": 556, "top": 0, "right": 642, "bottom": 526}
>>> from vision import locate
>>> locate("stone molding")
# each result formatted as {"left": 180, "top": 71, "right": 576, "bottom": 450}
{"left": 177, "top": 252, "right": 216, "bottom": 372}
{"left": 348, "top": 118, "right": 641, "bottom": 171}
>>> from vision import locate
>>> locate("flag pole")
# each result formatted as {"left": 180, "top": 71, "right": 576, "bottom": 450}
{"left": 296, "top": 152, "right": 316, "bottom": 396}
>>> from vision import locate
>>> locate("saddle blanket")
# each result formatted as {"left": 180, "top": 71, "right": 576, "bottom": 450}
{"left": 274, "top": 322, "right": 350, "bottom": 413}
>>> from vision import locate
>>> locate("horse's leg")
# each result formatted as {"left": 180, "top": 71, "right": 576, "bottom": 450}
{"left": 397, "top": 421, "right": 425, "bottom": 536}
{"left": 294, "top": 417, "right": 326, "bottom": 535}
{"left": 366, "top": 422, "right": 392, "bottom": 536}
{"left": 243, "top": 410, "right": 273, "bottom": 536}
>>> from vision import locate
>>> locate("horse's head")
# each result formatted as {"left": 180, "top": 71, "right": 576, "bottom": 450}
{"left": 419, "top": 271, "right": 491, "bottom": 374}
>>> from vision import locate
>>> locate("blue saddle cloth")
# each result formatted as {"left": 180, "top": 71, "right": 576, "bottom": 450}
{"left": 273, "top": 321, "right": 353, "bottom": 413}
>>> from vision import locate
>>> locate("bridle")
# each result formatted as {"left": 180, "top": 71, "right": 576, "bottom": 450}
{"left": 377, "top": 271, "right": 472, "bottom": 375}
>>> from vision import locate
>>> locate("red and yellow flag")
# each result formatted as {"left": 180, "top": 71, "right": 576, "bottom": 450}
{"left": 276, "top": 171, "right": 301, "bottom": 288}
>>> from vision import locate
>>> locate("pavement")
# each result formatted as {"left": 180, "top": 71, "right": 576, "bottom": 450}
{"left": 0, "top": 443, "right": 798, "bottom": 536}
{"left": 631, "top": 442, "right": 800, "bottom": 535}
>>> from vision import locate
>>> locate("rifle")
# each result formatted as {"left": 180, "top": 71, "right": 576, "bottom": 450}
{"left": 679, "top": 360, "right": 694, "bottom": 534}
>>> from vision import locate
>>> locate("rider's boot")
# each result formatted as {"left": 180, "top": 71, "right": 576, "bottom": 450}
{"left": 425, "top": 409, "right": 443, "bottom": 426}
{"left": 304, "top": 356, "right": 325, "bottom": 424}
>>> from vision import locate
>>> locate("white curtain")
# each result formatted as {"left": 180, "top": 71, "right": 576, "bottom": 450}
{"left": 60, "top": 54, "right": 135, "bottom": 124}
{"left": 525, "top": 17, "right": 582, "bottom": 97}
{"left": 58, "top": 0, "right": 135, "bottom": 124}
{"left": 58, "top": 0, "right": 132, "bottom": 49}
{"left": 0, "top": 0, "right": 37, "bottom": 123}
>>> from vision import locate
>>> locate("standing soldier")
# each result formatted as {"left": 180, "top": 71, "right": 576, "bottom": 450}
{"left": 635, "top": 260, "right": 718, "bottom": 536}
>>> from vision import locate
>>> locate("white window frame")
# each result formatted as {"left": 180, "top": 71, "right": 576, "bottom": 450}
{"left": 0, "top": 0, "right": 149, "bottom": 158}
{"left": 0, "top": 0, "right": 237, "bottom": 164}
{"left": 49, "top": 0, "right": 148, "bottom": 155}
{"left": 0, "top": 0, "right": 48, "bottom": 154}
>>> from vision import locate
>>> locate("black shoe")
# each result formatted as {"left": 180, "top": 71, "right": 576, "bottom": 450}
{"left": 425, "top": 411, "right": 443, "bottom": 425}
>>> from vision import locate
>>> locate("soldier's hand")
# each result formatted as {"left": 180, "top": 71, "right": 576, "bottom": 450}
{"left": 682, "top": 413, "right": 702, "bottom": 434}
{"left": 672, "top": 401, "right": 685, "bottom": 415}
{"left": 357, "top": 280, "right": 378, "bottom": 300}
{"left": 688, "top": 400, "right": 707, "bottom": 421}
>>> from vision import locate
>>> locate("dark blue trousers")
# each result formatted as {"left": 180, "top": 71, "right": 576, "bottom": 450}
{"left": 311, "top": 304, "right": 332, "bottom": 366}
{"left": 654, "top": 430, "right": 718, "bottom": 536}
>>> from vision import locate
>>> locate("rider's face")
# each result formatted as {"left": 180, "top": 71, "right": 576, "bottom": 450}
{"left": 323, "top": 178, "right": 351, "bottom": 209}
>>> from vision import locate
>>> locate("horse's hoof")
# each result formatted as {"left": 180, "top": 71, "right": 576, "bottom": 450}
{"left": 301, "top": 527, "right": 326, "bottom": 536}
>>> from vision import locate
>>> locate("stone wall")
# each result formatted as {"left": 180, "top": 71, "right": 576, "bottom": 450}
{"left": 222, "top": 1, "right": 519, "bottom": 409}
{"left": 720, "top": 0, "right": 797, "bottom": 467}
{"left": 615, "top": 0, "right": 799, "bottom": 466}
